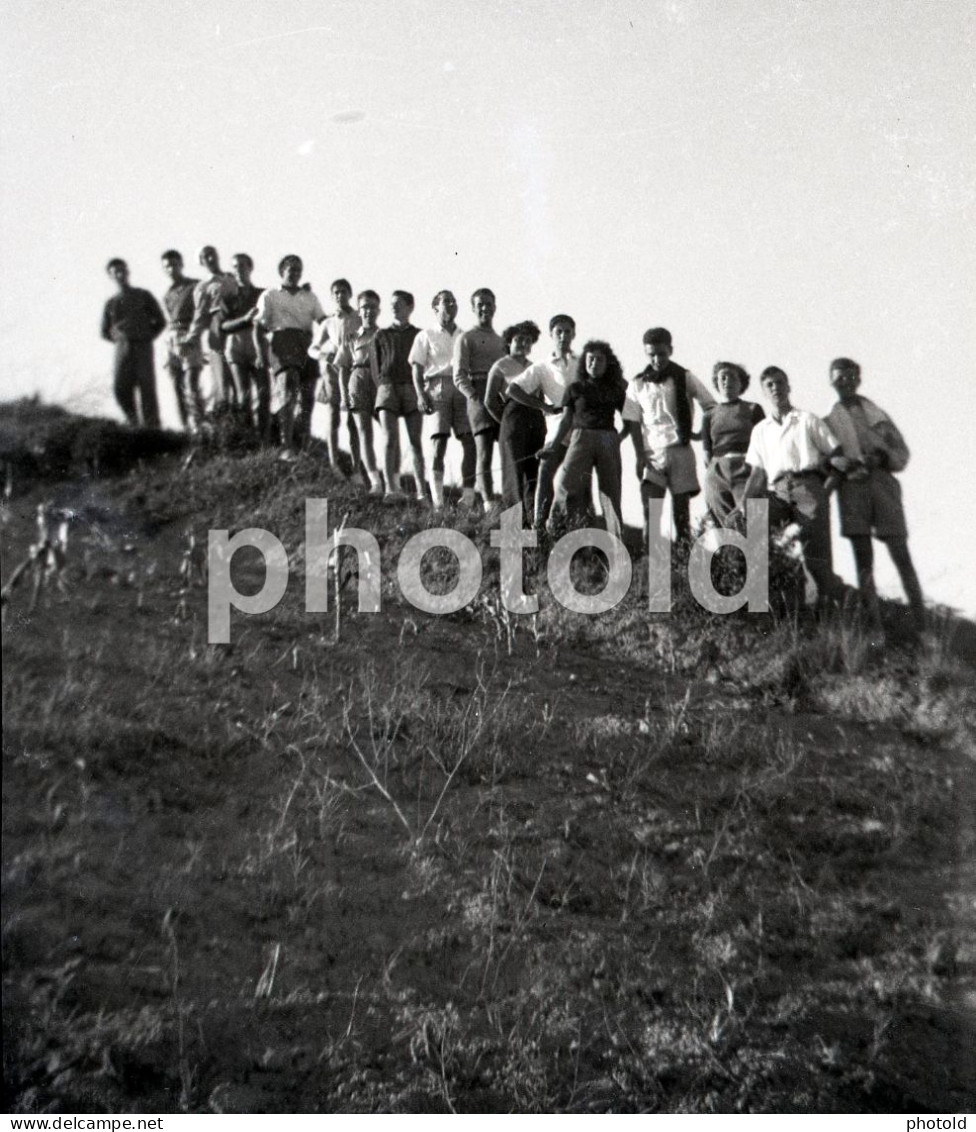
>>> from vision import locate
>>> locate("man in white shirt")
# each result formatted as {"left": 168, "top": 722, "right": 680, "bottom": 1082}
{"left": 505, "top": 314, "right": 579, "bottom": 526}
{"left": 253, "top": 255, "right": 326, "bottom": 459}
{"left": 733, "top": 366, "right": 850, "bottom": 608}
{"left": 409, "top": 290, "right": 476, "bottom": 508}
{"left": 622, "top": 327, "right": 715, "bottom": 544}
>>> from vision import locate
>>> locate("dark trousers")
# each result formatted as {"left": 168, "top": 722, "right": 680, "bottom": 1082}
{"left": 165, "top": 357, "right": 204, "bottom": 430}
{"left": 499, "top": 404, "right": 545, "bottom": 525}
{"left": 769, "top": 471, "right": 845, "bottom": 605}
{"left": 113, "top": 340, "right": 160, "bottom": 428}
{"left": 297, "top": 360, "right": 320, "bottom": 447}
{"left": 551, "top": 427, "right": 623, "bottom": 540}
{"left": 535, "top": 435, "right": 568, "bottom": 526}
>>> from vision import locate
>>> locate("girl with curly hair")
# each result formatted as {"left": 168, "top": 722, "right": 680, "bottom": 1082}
{"left": 548, "top": 340, "right": 628, "bottom": 539}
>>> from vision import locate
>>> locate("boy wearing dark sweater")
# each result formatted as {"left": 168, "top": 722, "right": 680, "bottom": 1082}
{"left": 370, "top": 291, "right": 425, "bottom": 501}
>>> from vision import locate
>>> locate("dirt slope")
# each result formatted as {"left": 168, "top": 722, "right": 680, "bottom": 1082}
{"left": 3, "top": 428, "right": 974, "bottom": 1113}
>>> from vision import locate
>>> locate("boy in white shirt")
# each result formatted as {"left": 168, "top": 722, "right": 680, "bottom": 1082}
{"left": 253, "top": 255, "right": 325, "bottom": 459}
{"left": 410, "top": 290, "right": 476, "bottom": 508}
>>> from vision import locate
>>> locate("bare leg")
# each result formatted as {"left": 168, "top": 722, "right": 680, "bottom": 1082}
{"left": 346, "top": 414, "right": 362, "bottom": 480}
{"left": 323, "top": 404, "right": 345, "bottom": 475}
{"left": 459, "top": 433, "right": 476, "bottom": 490}
{"left": 186, "top": 366, "right": 205, "bottom": 431}
{"left": 354, "top": 410, "right": 382, "bottom": 492}
{"left": 850, "top": 534, "right": 883, "bottom": 627}
{"left": 431, "top": 435, "right": 449, "bottom": 507}
{"left": 229, "top": 363, "right": 254, "bottom": 428}
{"left": 885, "top": 537, "right": 926, "bottom": 630}
{"left": 380, "top": 410, "right": 400, "bottom": 495}
{"left": 404, "top": 411, "right": 427, "bottom": 502}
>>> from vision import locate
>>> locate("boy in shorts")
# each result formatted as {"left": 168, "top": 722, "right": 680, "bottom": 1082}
{"left": 825, "top": 357, "right": 925, "bottom": 629}
{"left": 410, "top": 290, "right": 476, "bottom": 508}
{"left": 310, "top": 278, "right": 362, "bottom": 473}
{"left": 334, "top": 290, "right": 383, "bottom": 494}
{"left": 453, "top": 288, "right": 506, "bottom": 507}
{"left": 623, "top": 327, "right": 716, "bottom": 544}
{"left": 185, "top": 245, "right": 238, "bottom": 413}
{"left": 253, "top": 255, "right": 325, "bottom": 459}
{"left": 370, "top": 291, "right": 425, "bottom": 501}
{"left": 160, "top": 250, "right": 203, "bottom": 430}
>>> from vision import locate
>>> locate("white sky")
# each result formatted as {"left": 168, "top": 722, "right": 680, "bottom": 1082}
{"left": 2, "top": 0, "right": 974, "bottom": 614}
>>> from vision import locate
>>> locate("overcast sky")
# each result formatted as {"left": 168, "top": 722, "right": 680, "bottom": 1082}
{"left": 2, "top": 0, "right": 974, "bottom": 614}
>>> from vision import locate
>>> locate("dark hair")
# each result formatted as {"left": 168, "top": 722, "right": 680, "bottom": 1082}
{"left": 549, "top": 314, "right": 575, "bottom": 333}
{"left": 432, "top": 289, "right": 456, "bottom": 309}
{"left": 579, "top": 339, "right": 624, "bottom": 386}
{"left": 357, "top": 289, "right": 380, "bottom": 305}
{"left": 161, "top": 249, "right": 183, "bottom": 264}
{"left": 331, "top": 278, "right": 352, "bottom": 293}
{"left": 471, "top": 287, "right": 496, "bottom": 306}
{"left": 106, "top": 257, "right": 127, "bottom": 273}
{"left": 642, "top": 327, "right": 673, "bottom": 347}
{"left": 278, "top": 254, "right": 302, "bottom": 275}
{"left": 502, "top": 320, "right": 542, "bottom": 348}
{"left": 712, "top": 361, "right": 751, "bottom": 393}
{"left": 392, "top": 289, "right": 415, "bottom": 308}
{"left": 232, "top": 252, "right": 254, "bottom": 271}
{"left": 830, "top": 356, "right": 860, "bottom": 376}
{"left": 759, "top": 365, "right": 788, "bottom": 383}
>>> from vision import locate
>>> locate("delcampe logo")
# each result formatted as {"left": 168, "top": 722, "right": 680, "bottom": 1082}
{"left": 207, "top": 500, "right": 773, "bottom": 644}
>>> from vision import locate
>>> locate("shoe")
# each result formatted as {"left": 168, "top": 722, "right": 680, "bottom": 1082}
{"left": 460, "top": 488, "right": 477, "bottom": 508}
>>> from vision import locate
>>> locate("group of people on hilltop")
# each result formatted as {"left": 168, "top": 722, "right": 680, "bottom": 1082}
{"left": 100, "top": 247, "right": 925, "bottom": 631}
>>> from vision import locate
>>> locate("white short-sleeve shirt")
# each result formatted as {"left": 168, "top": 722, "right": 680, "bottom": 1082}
{"left": 254, "top": 288, "right": 326, "bottom": 333}
{"left": 509, "top": 353, "right": 579, "bottom": 406}
{"left": 744, "top": 409, "right": 840, "bottom": 483}
{"left": 622, "top": 370, "right": 715, "bottom": 455}
{"left": 408, "top": 326, "right": 462, "bottom": 380}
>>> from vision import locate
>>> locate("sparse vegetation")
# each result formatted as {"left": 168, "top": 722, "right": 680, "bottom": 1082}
{"left": 3, "top": 399, "right": 975, "bottom": 1113}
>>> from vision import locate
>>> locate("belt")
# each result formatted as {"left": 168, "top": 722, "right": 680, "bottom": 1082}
{"left": 773, "top": 469, "right": 823, "bottom": 486}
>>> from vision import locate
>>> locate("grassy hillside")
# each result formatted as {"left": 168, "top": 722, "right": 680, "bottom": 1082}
{"left": 2, "top": 401, "right": 974, "bottom": 1114}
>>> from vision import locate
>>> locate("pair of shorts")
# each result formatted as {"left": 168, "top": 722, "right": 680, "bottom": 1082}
{"left": 165, "top": 332, "right": 204, "bottom": 372}
{"left": 426, "top": 375, "right": 471, "bottom": 438}
{"left": 224, "top": 332, "right": 258, "bottom": 368}
{"left": 464, "top": 375, "right": 496, "bottom": 436}
{"left": 346, "top": 366, "right": 376, "bottom": 414}
{"left": 642, "top": 443, "right": 700, "bottom": 497}
{"left": 837, "top": 469, "right": 907, "bottom": 539}
{"left": 376, "top": 381, "right": 418, "bottom": 417}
